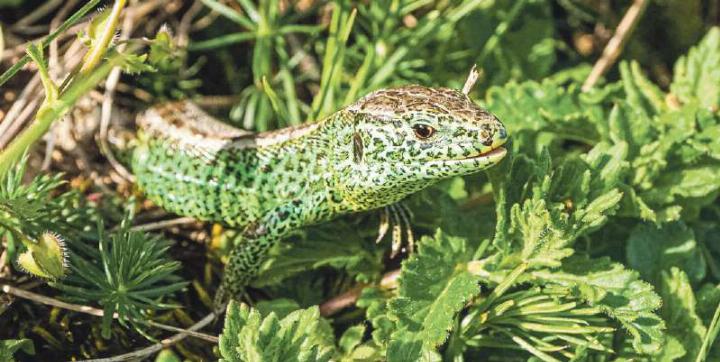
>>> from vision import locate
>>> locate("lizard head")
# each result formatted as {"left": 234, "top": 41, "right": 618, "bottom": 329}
{"left": 337, "top": 85, "right": 508, "bottom": 208}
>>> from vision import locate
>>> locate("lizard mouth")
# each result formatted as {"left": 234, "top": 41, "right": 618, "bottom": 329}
{"left": 463, "top": 146, "right": 506, "bottom": 160}
{"left": 428, "top": 146, "right": 507, "bottom": 167}
{"left": 458, "top": 146, "right": 507, "bottom": 163}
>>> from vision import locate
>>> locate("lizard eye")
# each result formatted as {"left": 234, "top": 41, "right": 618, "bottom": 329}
{"left": 412, "top": 124, "right": 436, "bottom": 139}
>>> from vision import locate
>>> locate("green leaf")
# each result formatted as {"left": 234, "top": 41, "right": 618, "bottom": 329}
{"left": 483, "top": 79, "right": 604, "bottom": 148}
{"left": 655, "top": 336, "right": 688, "bottom": 362}
{"left": 671, "top": 27, "right": 720, "bottom": 109}
{"left": 509, "top": 198, "right": 574, "bottom": 268}
{"left": 387, "top": 231, "right": 480, "bottom": 354}
{"left": 255, "top": 298, "right": 301, "bottom": 320}
{"left": 491, "top": 148, "right": 622, "bottom": 270}
{"left": 154, "top": 349, "right": 181, "bottom": 362}
{"left": 257, "top": 221, "right": 382, "bottom": 286}
{"left": 532, "top": 256, "right": 665, "bottom": 355}
{"left": 659, "top": 267, "right": 706, "bottom": 361}
{"left": 356, "top": 287, "right": 394, "bottom": 347}
{"left": 627, "top": 221, "right": 706, "bottom": 285}
{"left": 0, "top": 339, "right": 34, "bottom": 362}
{"left": 119, "top": 53, "right": 154, "bottom": 75}
{"left": 386, "top": 331, "right": 440, "bottom": 362}
{"left": 459, "top": 285, "right": 614, "bottom": 361}
{"left": 219, "top": 302, "right": 335, "bottom": 362}
{"left": 619, "top": 61, "right": 667, "bottom": 118}
{"left": 696, "top": 284, "right": 720, "bottom": 324}
{"left": 338, "top": 325, "right": 365, "bottom": 355}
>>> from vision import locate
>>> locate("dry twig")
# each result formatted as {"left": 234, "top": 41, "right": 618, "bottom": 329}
{"left": 130, "top": 216, "right": 198, "bottom": 232}
{"left": 41, "top": 0, "right": 81, "bottom": 170}
{"left": 319, "top": 269, "right": 400, "bottom": 317}
{"left": 1, "top": 283, "right": 219, "bottom": 344}
{"left": 582, "top": 0, "right": 649, "bottom": 92}
{"left": 98, "top": 2, "right": 136, "bottom": 182}
{"left": 76, "top": 311, "right": 218, "bottom": 362}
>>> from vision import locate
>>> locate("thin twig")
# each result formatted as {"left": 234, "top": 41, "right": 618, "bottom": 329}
{"left": 0, "top": 97, "right": 41, "bottom": 148}
{"left": 2, "top": 283, "right": 106, "bottom": 317}
{"left": 76, "top": 312, "right": 217, "bottom": 362}
{"left": 319, "top": 269, "right": 400, "bottom": 317}
{"left": 130, "top": 216, "right": 198, "bottom": 232}
{"left": 0, "top": 75, "right": 41, "bottom": 147}
{"left": 0, "top": 39, "right": 88, "bottom": 149}
{"left": 0, "top": 25, "right": 4, "bottom": 58}
{"left": 178, "top": 0, "right": 204, "bottom": 48}
{"left": 1, "top": 283, "right": 218, "bottom": 343}
{"left": 98, "top": 2, "right": 136, "bottom": 183}
{"left": 582, "top": 0, "right": 649, "bottom": 92}
{"left": 193, "top": 95, "right": 243, "bottom": 108}
{"left": 462, "top": 64, "right": 482, "bottom": 95}
{"left": 287, "top": 34, "right": 321, "bottom": 81}
{"left": 144, "top": 320, "right": 218, "bottom": 343}
{"left": 41, "top": 0, "right": 81, "bottom": 171}
{"left": 319, "top": 284, "right": 365, "bottom": 317}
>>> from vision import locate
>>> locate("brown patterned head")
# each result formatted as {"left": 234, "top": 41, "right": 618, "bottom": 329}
{"left": 336, "top": 85, "right": 509, "bottom": 208}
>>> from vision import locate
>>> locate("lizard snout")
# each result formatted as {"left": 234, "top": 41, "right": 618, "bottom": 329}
{"left": 491, "top": 118, "right": 508, "bottom": 149}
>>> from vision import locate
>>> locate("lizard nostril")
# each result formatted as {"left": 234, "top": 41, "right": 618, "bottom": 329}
{"left": 498, "top": 127, "right": 507, "bottom": 140}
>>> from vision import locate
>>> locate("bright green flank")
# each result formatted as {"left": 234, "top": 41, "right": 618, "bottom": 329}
{"left": 131, "top": 85, "right": 508, "bottom": 300}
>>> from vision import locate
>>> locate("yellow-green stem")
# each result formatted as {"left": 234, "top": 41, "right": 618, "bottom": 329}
{"left": 79, "top": 0, "right": 127, "bottom": 74}
{"left": 0, "top": 56, "right": 122, "bottom": 178}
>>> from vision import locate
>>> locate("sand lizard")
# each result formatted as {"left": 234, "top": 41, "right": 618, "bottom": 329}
{"left": 131, "top": 85, "right": 508, "bottom": 302}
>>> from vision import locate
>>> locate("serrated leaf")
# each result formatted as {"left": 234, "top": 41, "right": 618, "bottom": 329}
{"left": 619, "top": 61, "right": 667, "bottom": 118}
{"left": 338, "top": 325, "right": 365, "bottom": 355}
{"left": 219, "top": 302, "right": 335, "bottom": 362}
{"left": 386, "top": 331, "right": 440, "bottom": 362}
{"left": 387, "top": 231, "right": 480, "bottom": 351}
{"left": 483, "top": 79, "right": 603, "bottom": 148}
{"left": 671, "top": 27, "right": 720, "bottom": 109}
{"left": 640, "top": 165, "right": 720, "bottom": 208}
{"left": 510, "top": 198, "right": 574, "bottom": 268}
{"left": 357, "top": 287, "right": 394, "bottom": 347}
{"left": 532, "top": 256, "right": 665, "bottom": 355}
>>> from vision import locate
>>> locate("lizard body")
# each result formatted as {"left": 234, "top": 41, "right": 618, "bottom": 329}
{"left": 131, "top": 85, "right": 508, "bottom": 300}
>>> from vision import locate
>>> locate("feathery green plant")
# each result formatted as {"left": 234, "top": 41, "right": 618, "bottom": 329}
{"left": 54, "top": 217, "right": 187, "bottom": 339}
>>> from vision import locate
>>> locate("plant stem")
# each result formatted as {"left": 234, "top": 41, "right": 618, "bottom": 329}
{"left": 79, "top": 0, "right": 127, "bottom": 74}
{"left": 696, "top": 300, "right": 720, "bottom": 362}
{"left": 0, "top": 55, "right": 123, "bottom": 178}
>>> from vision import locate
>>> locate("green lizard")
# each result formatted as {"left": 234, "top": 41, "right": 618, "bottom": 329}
{"left": 131, "top": 85, "right": 508, "bottom": 302}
